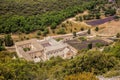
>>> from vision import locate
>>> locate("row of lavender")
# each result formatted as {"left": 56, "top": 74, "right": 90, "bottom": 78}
{"left": 86, "top": 16, "right": 115, "bottom": 26}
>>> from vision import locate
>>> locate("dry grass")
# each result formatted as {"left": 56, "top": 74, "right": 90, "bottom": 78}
{"left": 98, "top": 20, "right": 120, "bottom": 36}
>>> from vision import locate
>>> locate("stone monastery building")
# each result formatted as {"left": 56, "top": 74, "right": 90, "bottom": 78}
{"left": 15, "top": 37, "right": 77, "bottom": 62}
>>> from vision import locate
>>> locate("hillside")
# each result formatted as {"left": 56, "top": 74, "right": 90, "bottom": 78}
{"left": 0, "top": 0, "right": 106, "bottom": 34}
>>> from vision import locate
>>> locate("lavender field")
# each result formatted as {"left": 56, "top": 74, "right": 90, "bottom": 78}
{"left": 66, "top": 39, "right": 109, "bottom": 50}
{"left": 86, "top": 16, "right": 115, "bottom": 26}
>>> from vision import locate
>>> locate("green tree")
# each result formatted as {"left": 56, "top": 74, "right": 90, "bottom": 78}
{"left": 0, "top": 46, "right": 5, "bottom": 51}
{"left": 37, "top": 30, "right": 41, "bottom": 36}
{"left": 116, "top": 33, "right": 120, "bottom": 38}
{"left": 96, "top": 43, "right": 103, "bottom": 48}
{"left": 42, "top": 28, "right": 49, "bottom": 36}
{"left": 0, "top": 38, "right": 5, "bottom": 51}
{"left": 4, "top": 35, "right": 14, "bottom": 47}
{"left": 87, "top": 29, "right": 91, "bottom": 34}
{"left": 96, "top": 13, "right": 101, "bottom": 19}
{"left": 0, "top": 38, "right": 3, "bottom": 46}
{"left": 51, "top": 22, "right": 57, "bottom": 29}
{"left": 57, "top": 28, "right": 66, "bottom": 34}
{"left": 73, "top": 32, "right": 77, "bottom": 37}
{"left": 79, "top": 16, "right": 83, "bottom": 21}
{"left": 95, "top": 27, "right": 99, "bottom": 31}
{"left": 80, "top": 27, "right": 84, "bottom": 31}
{"left": 105, "top": 9, "right": 116, "bottom": 16}
{"left": 88, "top": 43, "right": 92, "bottom": 49}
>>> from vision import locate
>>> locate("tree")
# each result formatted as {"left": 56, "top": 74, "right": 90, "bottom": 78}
{"left": 0, "top": 38, "right": 3, "bottom": 46}
{"left": 96, "top": 43, "right": 103, "bottom": 48}
{"left": 114, "top": 16, "right": 119, "bottom": 20}
{"left": 105, "top": 9, "right": 116, "bottom": 16}
{"left": 0, "top": 46, "right": 5, "bottom": 51}
{"left": 78, "top": 37, "right": 86, "bottom": 41}
{"left": 80, "top": 27, "right": 84, "bottom": 31}
{"left": 88, "top": 43, "right": 92, "bottom": 49}
{"left": 0, "top": 38, "right": 5, "bottom": 51}
{"left": 43, "top": 29, "right": 49, "bottom": 36}
{"left": 116, "top": 33, "right": 120, "bottom": 38}
{"left": 96, "top": 13, "right": 100, "bottom": 19}
{"left": 73, "top": 32, "right": 77, "bottom": 37}
{"left": 4, "top": 35, "right": 14, "bottom": 47}
{"left": 79, "top": 16, "right": 83, "bottom": 21}
{"left": 83, "top": 15, "right": 87, "bottom": 20}
{"left": 57, "top": 28, "right": 66, "bottom": 34}
{"left": 0, "top": 0, "right": 102, "bottom": 34}
{"left": 51, "top": 22, "right": 57, "bottom": 29}
{"left": 95, "top": 27, "right": 99, "bottom": 31}
{"left": 110, "top": 41, "right": 120, "bottom": 58}
{"left": 37, "top": 30, "right": 41, "bottom": 35}
{"left": 87, "top": 29, "right": 91, "bottom": 34}
{"left": 76, "top": 17, "right": 79, "bottom": 21}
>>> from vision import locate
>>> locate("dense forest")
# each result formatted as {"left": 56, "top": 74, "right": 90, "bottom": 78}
{"left": 0, "top": 40, "right": 120, "bottom": 80}
{"left": 0, "top": 0, "right": 109, "bottom": 34}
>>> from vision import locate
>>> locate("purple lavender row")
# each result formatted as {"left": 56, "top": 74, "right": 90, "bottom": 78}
{"left": 86, "top": 16, "right": 115, "bottom": 26}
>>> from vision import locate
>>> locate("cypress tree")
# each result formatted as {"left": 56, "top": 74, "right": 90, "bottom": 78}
{"left": 73, "top": 32, "right": 77, "bottom": 37}
{"left": 88, "top": 43, "right": 92, "bottom": 49}
{"left": 4, "top": 35, "right": 14, "bottom": 47}
{"left": 95, "top": 27, "right": 99, "bottom": 31}
{"left": 87, "top": 29, "right": 91, "bottom": 34}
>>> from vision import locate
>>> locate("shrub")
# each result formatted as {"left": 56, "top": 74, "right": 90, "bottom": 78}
{"left": 57, "top": 28, "right": 66, "bottom": 34}
{"left": 80, "top": 27, "right": 84, "bottom": 31}
{"left": 96, "top": 43, "right": 104, "bottom": 48}
{"left": 73, "top": 32, "right": 77, "bottom": 37}
{"left": 51, "top": 22, "right": 57, "bottom": 29}
{"left": 37, "top": 31, "right": 41, "bottom": 35}
{"left": 78, "top": 37, "right": 86, "bottom": 41}
{"left": 88, "top": 43, "right": 92, "bottom": 49}
{"left": 95, "top": 27, "right": 99, "bottom": 32}
{"left": 87, "top": 29, "right": 91, "bottom": 34}
{"left": 4, "top": 35, "right": 14, "bottom": 47}
{"left": 116, "top": 33, "right": 120, "bottom": 38}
